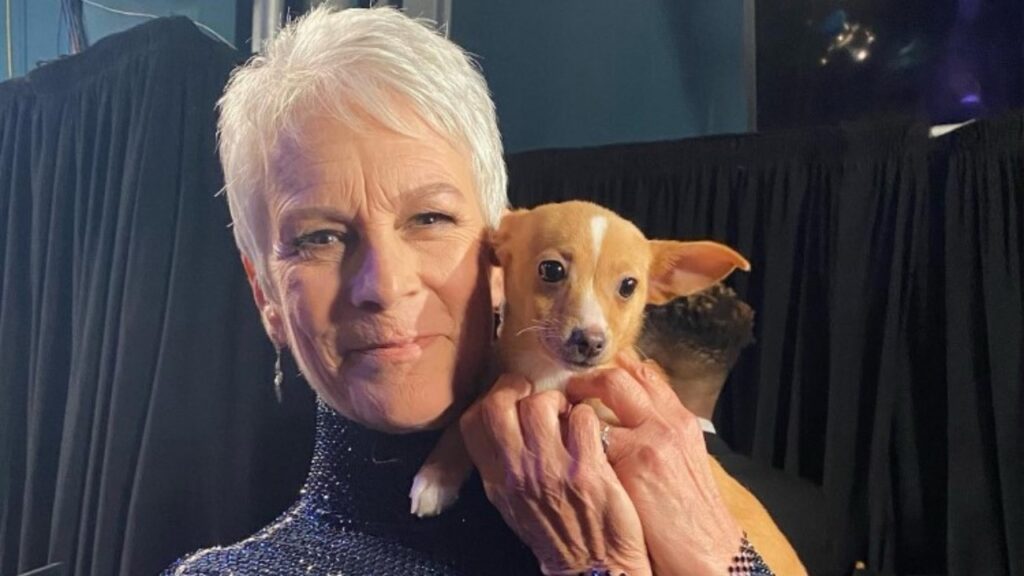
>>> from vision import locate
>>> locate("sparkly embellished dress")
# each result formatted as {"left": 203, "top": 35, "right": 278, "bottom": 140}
{"left": 163, "top": 401, "right": 540, "bottom": 575}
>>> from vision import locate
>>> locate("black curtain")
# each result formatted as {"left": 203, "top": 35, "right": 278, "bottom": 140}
{"left": 506, "top": 114, "right": 1023, "bottom": 575}
{"left": 939, "top": 121, "right": 1023, "bottom": 575}
{"left": 0, "top": 16, "right": 1020, "bottom": 576}
{"left": 0, "top": 19, "right": 315, "bottom": 576}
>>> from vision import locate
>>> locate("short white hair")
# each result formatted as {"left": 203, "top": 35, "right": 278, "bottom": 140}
{"left": 217, "top": 6, "right": 507, "bottom": 297}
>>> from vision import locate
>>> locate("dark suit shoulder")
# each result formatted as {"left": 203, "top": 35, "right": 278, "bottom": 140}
{"left": 704, "top": 432, "right": 853, "bottom": 576}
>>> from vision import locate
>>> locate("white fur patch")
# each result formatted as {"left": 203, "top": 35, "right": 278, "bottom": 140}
{"left": 579, "top": 285, "right": 608, "bottom": 332}
{"left": 590, "top": 216, "right": 608, "bottom": 260}
{"left": 409, "top": 466, "right": 461, "bottom": 517}
{"left": 511, "top": 350, "right": 574, "bottom": 392}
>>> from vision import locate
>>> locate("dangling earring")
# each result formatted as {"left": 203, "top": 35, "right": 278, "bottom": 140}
{"left": 273, "top": 346, "right": 284, "bottom": 403}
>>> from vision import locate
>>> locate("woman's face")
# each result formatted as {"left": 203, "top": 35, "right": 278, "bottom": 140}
{"left": 255, "top": 108, "right": 496, "bottom": 433}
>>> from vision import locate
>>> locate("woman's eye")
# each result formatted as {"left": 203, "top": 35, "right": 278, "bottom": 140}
{"left": 618, "top": 277, "right": 638, "bottom": 298}
{"left": 411, "top": 212, "right": 454, "bottom": 226}
{"left": 292, "top": 230, "right": 347, "bottom": 249}
{"left": 538, "top": 260, "right": 567, "bottom": 283}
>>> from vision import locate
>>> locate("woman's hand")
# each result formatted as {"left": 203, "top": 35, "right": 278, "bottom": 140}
{"left": 459, "top": 374, "right": 652, "bottom": 576}
{"left": 565, "top": 354, "right": 745, "bottom": 576}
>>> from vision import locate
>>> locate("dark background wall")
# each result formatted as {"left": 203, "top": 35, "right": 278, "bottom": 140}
{"left": 450, "top": 1, "right": 752, "bottom": 153}
{"left": 1, "top": 0, "right": 72, "bottom": 79}
{"left": 756, "top": 0, "right": 1024, "bottom": 130}
{"left": 4, "top": 1, "right": 1022, "bottom": 139}
{"left": 2, "top": 1, "right": 754, "bottom": 152}
{"left": 0, "top": 0, "right": 237, "bottom": 80}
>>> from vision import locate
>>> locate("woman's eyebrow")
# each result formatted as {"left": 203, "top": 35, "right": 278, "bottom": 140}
{"left": 277, "top": 183, "right": 464, "bottom": 228}
{"left": 402, "top": 183, "right": 465, "bottom": 203}
{"left": 278, "top": 206, "right": 351, "bottom": 228}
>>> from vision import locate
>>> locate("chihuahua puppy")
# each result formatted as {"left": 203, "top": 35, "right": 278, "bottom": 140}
{"left": 409, "top": 200, "right": 747, "bottom": 515}
{"left": 490, "top": 201, "right": 750, "bottom": 393}
{"left": 410, "top": 201, "right": 807, "bottom": 574}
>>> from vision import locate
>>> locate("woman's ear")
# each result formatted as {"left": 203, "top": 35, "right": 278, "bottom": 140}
{"left": 241, "top": 254, "right": 287, "bottom": 348}
{"left": 647, "top": 240, "right": 750, "bottom": 305}
{"left": 484, "top": 225, "right": 506, "bottom": 310}
{"left": 488, "top": 257, "right": 505, "bottom": 309}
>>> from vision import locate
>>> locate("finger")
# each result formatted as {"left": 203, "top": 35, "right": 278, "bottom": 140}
{"left": 616, "top": 353, "right": 700, "bottom": 428}
{"left": 565, "top": 368, "right": 653, "bottom": 428}
{"left": 564, "top": 404, "right": 612, "bottom": 562}
{"left": 460, "top": 373, "right": 532, "bottom": 480}
{"left": 614, "top": 352, "right": 679, "bottom": 407}
{"left": 569, "top": 405, "right": 630, "bottom": 465}
{"left": 517, "top": 390, "right": 570, "bottom": 459}
{"left": 565, "top": 403, "right": 606, "bottom": 464}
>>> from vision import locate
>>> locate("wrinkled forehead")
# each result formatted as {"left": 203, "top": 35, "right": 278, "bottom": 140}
{"left": 267, "top": 95, "right": 470, "bottom": 190}
{"left": 265, "top": 111, "right": 476, "bottom": 215}
{"left": 268, "top": 126, "right": 321, "bottom": 198}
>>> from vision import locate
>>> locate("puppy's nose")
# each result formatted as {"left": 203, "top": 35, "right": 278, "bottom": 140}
{"left": 567, "top": 328, "right": 606, "bottom": 359}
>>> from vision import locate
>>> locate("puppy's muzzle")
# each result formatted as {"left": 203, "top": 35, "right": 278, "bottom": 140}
{"left": 563, "top": 327, "right": 606, "bottom": 366}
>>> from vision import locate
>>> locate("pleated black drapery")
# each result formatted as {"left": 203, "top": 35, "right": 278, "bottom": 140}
{"left": 507, "top": 114, "right": 1023, "bottom": 575}
{"left": 0, "top": 19, "right": 316, "bottom": 576}
{"left": 939, "top": 121, "right": 1023, "bottom": 576}
{"left": 0, "top": 15, "right": 1021, "bottom": 576}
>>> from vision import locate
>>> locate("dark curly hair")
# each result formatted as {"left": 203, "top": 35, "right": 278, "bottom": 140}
{"left": 639, "top": 283, "right": 755, "bottom": 373}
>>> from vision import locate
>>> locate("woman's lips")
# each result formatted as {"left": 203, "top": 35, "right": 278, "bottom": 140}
{"left": 349, "top": 335, "right": 439, "bottom": 362}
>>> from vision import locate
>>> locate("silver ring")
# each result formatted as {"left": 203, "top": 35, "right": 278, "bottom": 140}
{"left": 600, "top": 424, "right": 612, "bottom": 453}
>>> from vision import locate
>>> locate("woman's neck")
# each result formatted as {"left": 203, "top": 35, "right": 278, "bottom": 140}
{"left": 302, "top": 400, "right": 445, "bottom": 528}
{"left": 296, "top": 401, "right": 536, "bottom": 572}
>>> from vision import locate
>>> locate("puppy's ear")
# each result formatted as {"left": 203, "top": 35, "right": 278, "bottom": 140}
{"left": 647, "top": 240, "right": 750, "bottom": 305}
{"left": 489, "top": 209, "right": 529, "bottom": 267}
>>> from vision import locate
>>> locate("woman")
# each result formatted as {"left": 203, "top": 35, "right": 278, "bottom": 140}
{"left": 165, "top": 6, "right": 772, "bottom": 575}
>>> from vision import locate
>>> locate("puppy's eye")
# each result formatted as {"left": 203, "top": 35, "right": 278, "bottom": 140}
{"left": 538, "top": 260, "right": 566, "bottom": 283}
{"left": 618, "top": 277, "right": 638, "bottom": 298}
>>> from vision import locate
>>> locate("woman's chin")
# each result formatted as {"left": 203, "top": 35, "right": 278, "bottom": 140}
{"left": 382, "top": 411, "right": 455, "bottom": 434}
{"left": 361, "top": 396, "right": 459, "bottom": 433}
{"left": 317, "top": 378, "right": 464, "bottom": 434}
{"left": 355, "top": 406, "right": 459, "bottom": 435}
{"left": 302, "top": 343, "right": 479, "bottom": 433}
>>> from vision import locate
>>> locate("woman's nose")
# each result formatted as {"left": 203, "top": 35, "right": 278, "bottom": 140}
{"left": 348, "top": 237, "right": 419, "bottom": 310}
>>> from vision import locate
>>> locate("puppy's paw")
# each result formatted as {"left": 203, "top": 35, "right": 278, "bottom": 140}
{"left": 409, "top": 466, "right": 462, "bottom": 518}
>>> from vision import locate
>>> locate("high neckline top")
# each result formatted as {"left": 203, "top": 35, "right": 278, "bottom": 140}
{"left": 164, "top": 401, "right": 539, "bottom": 575}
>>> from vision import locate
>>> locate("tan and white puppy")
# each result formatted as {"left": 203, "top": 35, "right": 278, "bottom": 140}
{"left": 409, "top": 201, "right": 805, "bottom": 575}
{"left": 410, "top": 199, "right": 746, "bottom": 514}
{"left": 490, "top": 201, "right": 749, "bottom": 394}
